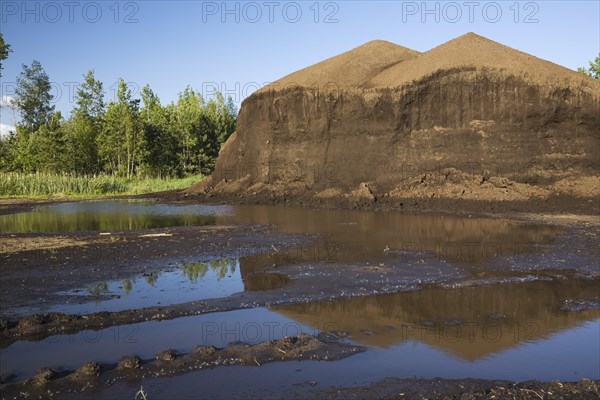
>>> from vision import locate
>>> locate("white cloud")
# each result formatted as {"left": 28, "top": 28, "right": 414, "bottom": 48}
{"left": 0, "top": 124, "right": 16, "bottom": 137}
{"left": 0, "top": 96, "right": 15, "bottom": 108}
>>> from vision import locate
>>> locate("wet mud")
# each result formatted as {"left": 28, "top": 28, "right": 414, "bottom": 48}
{"left": 1, "top": 197, "right": 599, "bottom": 399}
{"left": 0, "top": 333, "right": 364, "bottom": 399}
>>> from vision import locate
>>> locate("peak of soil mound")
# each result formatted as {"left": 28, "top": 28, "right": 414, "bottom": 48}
{"left": 259, "top": 40, "right": 419, "bottom": 91}
{"left": 368, "top": 32, "right": 598, "bottom": 88}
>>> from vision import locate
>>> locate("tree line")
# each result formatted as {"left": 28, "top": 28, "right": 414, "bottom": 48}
{"left": 0, "top": 35, "right": 237, "bottom": 178}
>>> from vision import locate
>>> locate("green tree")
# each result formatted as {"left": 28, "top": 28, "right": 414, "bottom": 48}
{"left": 26, "top": 112, "right": 66, "bottom": 172}
{"left": 223, "top": 96, "right": 238, "bottom": 140}
{"left": 62, "top": 118, "right": 96, "bottom": 173}
{"left": 140, "top": 85, "right": 180, "bottom": 177}
{"left": 174, "top": 86, "right": 203, "bottom": 174}
{"left": 98, "top": 79, "right": 143, "bottom": 177}
{"left": 73, "top": 70, "right": 105, "bottom": 120}
{"left": 578, "top": 54, "right": 600, "bottom": 80}
{"left": 199, "top": 93, "right": 237, "bottom": 174}
{"left": 171, "top": 88, "right": 237, "bottom": 175}
{"left": 64, "top": 70, "right": 105, "bottom": 173}
{"left": 14, "top": 60, "right": 55, "bottom": 131}
{"left": 13, "top": 125, "right": 41, "bottom": 172}
{"left": 0, "top": 33, "right": 11, "bottom": 78}
{"left": 0, "top": 132, "right": 18, "bottom": 171}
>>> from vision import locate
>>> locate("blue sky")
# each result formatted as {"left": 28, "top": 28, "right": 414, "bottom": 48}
{"left": 1, "top": 1, "right": 599, "bottom": 133}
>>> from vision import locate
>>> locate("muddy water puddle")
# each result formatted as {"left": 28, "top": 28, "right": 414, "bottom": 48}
{"left": 48, "top": 258, "right": 244, "bottom": 315}
{"left": 129, "top": 318, "right": 599, "bottom": 400}
{"left": 10, "top": 257, "right": 294, "bottom": 316}
{"left": 1, "top": 308, "right": 315, "bottom": 380}
{"left": 0, "top": 201, "right": 230, "bottom": 233}
{"left": 272, "top": 280, "right": 600, "bottom": 356}
{"left": 1, "top": 200, "right": 597, "bottom": 391}
{"left": 84, "top": 319, "right": 600, "bottom": 400}
{"left": 2, "top": 281, "right": 598, "bottom": 384}
{"left": 217, "top": 205, "right": 562, "bottom": 266}
{"left": 1, "top": 201, "right": 561, "bottom": 267}
{"left": 1, "top": 202, "right": 568, "bottom": 318}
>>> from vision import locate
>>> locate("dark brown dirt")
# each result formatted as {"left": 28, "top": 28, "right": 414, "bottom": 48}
{"left": 300, "top": 377, "right": 600, "bottom": 400}
{"left": 185, "top": 182, "right": 600, "bottom": 216}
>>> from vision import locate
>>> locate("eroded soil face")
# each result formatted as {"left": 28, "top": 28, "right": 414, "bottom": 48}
{"left": 199, "top": 34, "right": 599, "bottom": 212}
{"left": 0, "top": 198, "right": 599, "bottom": 399}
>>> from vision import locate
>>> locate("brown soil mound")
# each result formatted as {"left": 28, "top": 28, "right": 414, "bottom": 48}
{"left": 258, "top": 40, "right": 419, "bottom": 91}
{"left": 189, "top": 33, "right": 600, "bottom": 210}
{"left": 368, "top": 32, "right": 595, "bottom": 88}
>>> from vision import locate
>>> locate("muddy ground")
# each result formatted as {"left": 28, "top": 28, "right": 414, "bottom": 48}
{"left": 186, "top": 186, "right": 600, "bottom": 216}
{"left": 0, "top": 224, "right": 312, "bottom": 314}
{"left": 186, "top": 168, "right": 600, "bottom": 217}
{"left": 301, "top": 377, "right": 600, "bottom": 399}
{"left": 0, "top": 194, "right": 599, "bottom": 399}
{"left": 0, "top": 333, "right": 365, "bottom": 399}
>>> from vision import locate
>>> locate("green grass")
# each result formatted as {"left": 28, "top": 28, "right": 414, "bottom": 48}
{"left": 0, "top": 172, "right": 203, "bottom": 197}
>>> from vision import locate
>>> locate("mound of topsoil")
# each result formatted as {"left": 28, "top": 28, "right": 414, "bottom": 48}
{"left": 188, "top": 33, "right": 599, "bottom": 213}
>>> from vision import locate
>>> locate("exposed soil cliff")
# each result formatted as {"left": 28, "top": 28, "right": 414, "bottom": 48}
{"left": 188, "top": 33, "right": 600, "bottom": 211}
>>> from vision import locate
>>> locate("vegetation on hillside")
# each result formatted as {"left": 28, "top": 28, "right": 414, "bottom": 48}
{"left": 0, "top": 33, "right": 11, "bottom": 77}
{"left": 0, "top": 171, "right": 202, "bottom": 197}
{"left": 578, "top": 53, "right": 600, "bottom": 80}
{"left": 0, "top": 34, "right": 237, "bottom": 183}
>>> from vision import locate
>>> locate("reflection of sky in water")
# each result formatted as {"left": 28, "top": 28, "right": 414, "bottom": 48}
{"left": 114, "top": 319, "right": 599, "bottom": 400}
{"left": 0, "top": 201, "right": 233, "bottom": 233}
{"left": 43, "top": 259, "right": 243, "bottom": 315}
{"left": 2, "top": 308, "right": 598, "bottom": 382}
{"left": 336, "top": 318, "right": 600, "bottom": 382}
{"left": 0, "top": 308, "right": 317, "bottom": 380}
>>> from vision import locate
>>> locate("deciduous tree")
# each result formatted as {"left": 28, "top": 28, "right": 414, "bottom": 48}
{"left": 0, "top": 33, "right": 11, "bottom": 78}
{"left": 578, "top": 54, "right": 600, "bottom": 80}
{"left": 65, "top": 70, "right": 105, "bottom": 173}
{"left": 14, "top": 60, "right": 55, "bottom": 131}
{"left": 98, "top": 79, "right": 143, "bottom": 177}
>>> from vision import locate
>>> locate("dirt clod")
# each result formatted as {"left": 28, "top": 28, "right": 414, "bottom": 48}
{"left": 74, "top": 362, "right": 102, "bottom": 377}
{"left": 32, "top": 368, "right": 56, "bottom": 385}
{"left": 117, "top": 355, "right": 142, "bottom": 370}
{"left": 193, "top": 346, "right": 218, "bottom": 358}
{"left": 156, "top": 349, "right": 177, "bottom": 361}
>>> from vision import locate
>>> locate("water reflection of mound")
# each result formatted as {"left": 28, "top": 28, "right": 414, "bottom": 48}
{"left": 243, "top": 273, "right": 290, "bottom": 291}
{"left": 271, "top": 279, "right": 600, "bottom": 361}
{"left": 222, "top": 205, "right": 560, "bottom": 266}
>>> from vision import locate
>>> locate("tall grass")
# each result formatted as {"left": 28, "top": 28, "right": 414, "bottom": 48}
{"left": 0, "top": 172, "right": 202, "bottom": 197}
